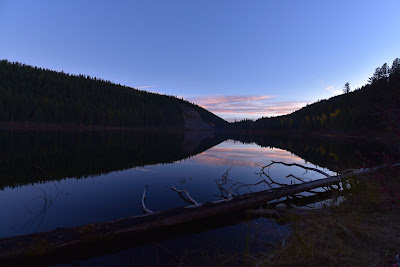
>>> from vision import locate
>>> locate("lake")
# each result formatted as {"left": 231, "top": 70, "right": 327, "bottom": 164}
{"left": 0, "top": 130, "right": 387, "bottom": 265}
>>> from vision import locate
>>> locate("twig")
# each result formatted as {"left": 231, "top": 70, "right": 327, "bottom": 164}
{"left": 171, "top": 186, "right": 199, "bottom": 206}
{"left": 18, "top": 182, "right": 60, "bottom": 233}
{"left": 32, "top": 164, "right": 51, "bottom": 176}
{"left": 286, "top": 174, "right": 307, "bottom": 183}
{"left": 141, "top": 186, "right": 154, "bottom": 214}
{"left": 215, "top": 167, "right": 237, "bottom": 199}
{"left": 215, "top": 182, "right": 234, "bottom": 199}
{"left": 262, "top": 161, "right": 332, "bottom": 178}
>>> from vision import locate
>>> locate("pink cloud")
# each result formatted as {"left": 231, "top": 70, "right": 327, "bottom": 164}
{"left": 192, "top": 95, "right": 274, "bottom": 106}
{"left": 187, "top": 95, "right": 308, "bottom": 120}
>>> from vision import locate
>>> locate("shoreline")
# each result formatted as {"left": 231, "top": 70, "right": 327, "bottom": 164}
{"left": 0, "top": 121, "right": 214, "bottom": 133}
{"left": 0, "top": 121, "right": 392, "bottom": 139}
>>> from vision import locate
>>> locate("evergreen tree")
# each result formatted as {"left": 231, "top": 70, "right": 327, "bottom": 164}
{"left": 343, "top": 82, "right": 350, "bottom": 94}
{"left": 391, "top": 58, "right": 400, "bottom": 75}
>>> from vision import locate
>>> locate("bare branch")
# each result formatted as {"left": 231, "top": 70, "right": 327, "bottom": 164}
{"left": 17, "top": 182, "right": 60, "bottom": 233}
{"left": 214, "top": 168, "right": 237, "bottom": 199}
{"left": 32, "top": 164, "right": 51, "bottom": 176}
{"left": 171, "top": 186, "right": 199, "bottom": 206}
{"left": 262, "top": 161, "right": 332, "bottom": 178}
{"left": 215, "top": 182, "right": 234, "bottom": 199}
{"left": 141, "top": 186, "right": 154, "bottom": 214}
{"left": 286, "top": 174, "right": 307, "bottom": 183}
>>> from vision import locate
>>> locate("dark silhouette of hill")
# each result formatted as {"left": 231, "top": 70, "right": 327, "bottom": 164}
{"left": 1, "top": 58, "right": 398, "bottom": 133}
{"left": 233, "top": 58, "right": 400, "bottom": 132}
{"left": 0, "top": 60, "right": 228, "bottom": 130}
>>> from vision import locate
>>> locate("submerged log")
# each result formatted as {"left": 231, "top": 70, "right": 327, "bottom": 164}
{"left": 2, "top": 163, "right": 398, "bottom": 265}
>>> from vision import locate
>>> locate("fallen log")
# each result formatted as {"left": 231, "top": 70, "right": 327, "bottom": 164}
{"left": 1, "top": 163, "right": 397, "bottom": 265}
{"left": 0, "top": 178, "right": 342, "bottom": 264}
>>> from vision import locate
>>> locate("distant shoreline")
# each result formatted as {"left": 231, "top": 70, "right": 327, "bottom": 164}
{"left": 227, "top": 128, "right": 394, "bottom": 141}
{"left": 0, "top": 121, "right": 395, "bottom": 142}
{"left": 0, "top": 121, "right": 134, "bottom": 131}
{"left": 0, "top": 121, "right": 211, "bottom": 132}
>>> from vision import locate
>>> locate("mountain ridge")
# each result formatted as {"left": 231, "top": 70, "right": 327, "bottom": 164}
{"left": 1, "top": 58, "right": 399, "bottom": 133}
{"left": 233, "top": 58, "right": 400, "bottom": 133}
{"left": 0, "top": 60, "right": 228, "bottom": 130}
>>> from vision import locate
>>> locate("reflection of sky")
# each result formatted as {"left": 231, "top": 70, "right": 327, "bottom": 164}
{"left": 189, "top": 140, "right": 303, "bottom": 167}
{"left": 0, "top": 140, "right": 335, "bottom": 238}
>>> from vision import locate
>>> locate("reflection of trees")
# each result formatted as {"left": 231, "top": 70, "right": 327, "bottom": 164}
{"left": 0, "top": 131, "right": 225, "bottom": 189}
{"left": 0, "top": 130, "right": 388, "bottom": 190}
{"left": 229, "top": 133, "right": 388, "bottom": 172}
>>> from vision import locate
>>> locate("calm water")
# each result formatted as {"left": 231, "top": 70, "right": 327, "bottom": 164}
{"left": 0, "top": 130, "right": 387, "bottom": 265}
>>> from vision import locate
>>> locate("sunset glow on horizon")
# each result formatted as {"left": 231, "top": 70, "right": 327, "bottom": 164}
{"left": 188, "top": 95, "right": 309, "bottom": 121}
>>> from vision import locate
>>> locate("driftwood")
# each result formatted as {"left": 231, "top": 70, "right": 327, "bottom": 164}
{"left": 0, "top": 162, "right": 397, "bottom": 265}
{"left": 171, "top": 186, "right": 200, "bottom": 206}
{"left": 141, "top": 186, "right": 154, "bottom": 214}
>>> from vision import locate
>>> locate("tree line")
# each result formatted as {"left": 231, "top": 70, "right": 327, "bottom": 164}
{"left": 1, "top": 58, "right": 398, "bottom": 132}
{"left": 234, "top": 58, "right": 400, "bottom": 132}
{"left": 0, "top": 60, "right": 227, "bottom": 129}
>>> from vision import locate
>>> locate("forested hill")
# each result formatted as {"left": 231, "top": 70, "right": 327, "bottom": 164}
{"left": 235, "top": 58, "right": 400, "bottom": 132}
{"left": 0, "top": 60, "right": 228, "bottom": 130}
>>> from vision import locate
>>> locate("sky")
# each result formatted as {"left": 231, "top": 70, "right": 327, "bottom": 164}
{"left": 1, "top": 1, "right": 399, "bottom": 122}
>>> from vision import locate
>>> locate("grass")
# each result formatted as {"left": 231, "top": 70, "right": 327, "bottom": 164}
{"left": 257, "top": 168, "right": 400, "bottom": 266}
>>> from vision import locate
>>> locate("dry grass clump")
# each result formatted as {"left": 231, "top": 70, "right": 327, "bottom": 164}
{"left": 259, "top": 169, "right": 400, "bottom": 266}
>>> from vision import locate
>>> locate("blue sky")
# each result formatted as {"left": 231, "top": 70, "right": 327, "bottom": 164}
{"left": 1, "top": 1, "right": 399, "bottom": 121}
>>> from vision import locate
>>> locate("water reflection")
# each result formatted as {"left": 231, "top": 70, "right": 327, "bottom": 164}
{"left": 0, "top": 130, "right": 387, "bottom": 239}
{"left": 0, "top": 130, "right": 225, "bottom": 189}
{"left": 0, "top": 131, "right": 386, "bottom": 190}
{"left": 193, "top": 145, "right": 303, "bottom": 167}
{"left": 229, "top": 133, "right": 388, "bottom": 171}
